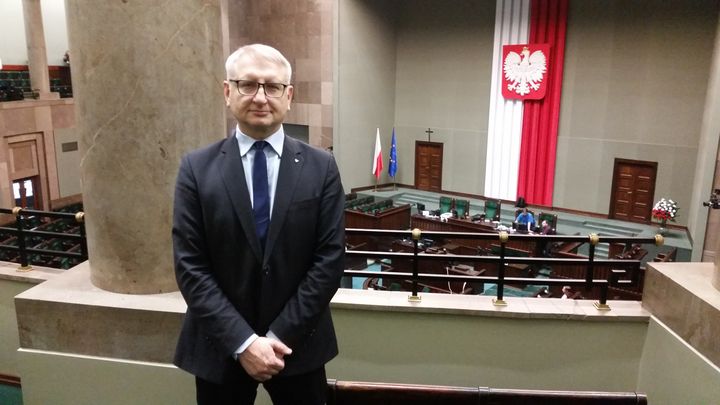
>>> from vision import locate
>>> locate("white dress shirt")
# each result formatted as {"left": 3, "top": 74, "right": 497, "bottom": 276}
{"left": 233, "top": 125, "right": 286, "bottom": 357}
{"left": 235, "top": 125, "right": 284, "bottom": 216}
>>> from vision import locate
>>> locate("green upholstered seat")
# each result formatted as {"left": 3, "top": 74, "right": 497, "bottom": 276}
{"left": 455, "top": 199, "right": 470, "bottom": 217}
{"left": 484, "top": 199, "right": 501, "bottom": 221}
{"left": 439, "top": 196, "right": 453, "bottom": 214}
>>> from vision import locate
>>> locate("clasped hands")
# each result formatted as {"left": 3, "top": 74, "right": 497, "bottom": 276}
{"left": 238, "top": 336, "right": 292, "bottom": 382}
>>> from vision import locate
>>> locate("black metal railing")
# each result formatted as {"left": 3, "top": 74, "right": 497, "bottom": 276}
{"left": 344, "top": 228, "right": 664, "bottom": 309}
{"left": 0, "top": 207, "right": 87, "bottom": 271}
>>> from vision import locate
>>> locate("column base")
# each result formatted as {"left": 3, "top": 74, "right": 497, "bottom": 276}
{"left": 642, "top": 262, "right": 720, "bottom": 368}
{"left": 14, "top": 261, "right": 185, "bottom": 363}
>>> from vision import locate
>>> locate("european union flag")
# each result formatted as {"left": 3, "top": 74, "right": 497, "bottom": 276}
{"left": 388, "top": 128, "right": 398, "bottom": 178}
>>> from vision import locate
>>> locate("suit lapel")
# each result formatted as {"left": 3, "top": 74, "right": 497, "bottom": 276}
{"left": 219, "top": 136, "right": 263, "bottom": 262}
{"left": 264, "top": 136, "right": 303, "bottom": 261}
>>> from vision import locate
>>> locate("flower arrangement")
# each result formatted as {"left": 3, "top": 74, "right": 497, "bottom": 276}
{"left": 652, "top": 198, "right": 678, "bottom": 223}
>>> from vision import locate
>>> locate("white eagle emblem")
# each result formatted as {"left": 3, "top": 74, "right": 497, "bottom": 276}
{"left": 503, "top": 47, "right": 547, "bottom": 96}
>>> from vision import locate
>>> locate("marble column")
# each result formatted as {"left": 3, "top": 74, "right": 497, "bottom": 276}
{"left": 694, "top": 9, "right": 720, "bottom": 272}
{"left": 21, "top": 0, "right": 54, "bottom": 99}
{"left": 714, "top": 237, "right": 720, "bottom": 290}
{"left": 65, "top": 0, "right": 226, "bottom": 293}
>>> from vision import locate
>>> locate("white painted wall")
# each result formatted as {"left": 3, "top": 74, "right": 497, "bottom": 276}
{"left": 393, "top": 0, "right": 495, "bottom": 193}
{"left": 0, "top": 0, "right": 69, "bottom": 66}
{"left": 335, "top": 0, "right": 398, "bottom": 189}
{"left": 555, "top": 0, "right": 718, "bottom": 226}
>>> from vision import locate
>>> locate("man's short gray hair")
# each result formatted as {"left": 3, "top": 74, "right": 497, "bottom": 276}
{"left": 225, "top": 44, "right": 292, "bottom": 83}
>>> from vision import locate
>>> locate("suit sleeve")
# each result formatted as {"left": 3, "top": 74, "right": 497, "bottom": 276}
{"left": 173, "top": 155, "right": 255, "bottom": 357}
{"left": 268, "top": 154, "right": 345, "bottom": 348}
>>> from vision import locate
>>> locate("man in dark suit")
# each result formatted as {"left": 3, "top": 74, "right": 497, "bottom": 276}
{"left": 172, "top": 44, "right": 345, "bottom": 404}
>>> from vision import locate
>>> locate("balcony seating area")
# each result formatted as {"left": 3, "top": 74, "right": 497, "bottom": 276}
{"left": 0, "top": 203, "right": 84, "bottom": 269}
{"left": 0, "top": 70, "right": 25, "bottom": 101}
{"left": 50, "top": 77, "right": 73, "bottom": 98}
{"left": 0, "top": 69, "right": 73, "bottom": 101}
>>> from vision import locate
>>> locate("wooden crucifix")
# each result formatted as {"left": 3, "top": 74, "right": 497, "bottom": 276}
{"left": 425, "top": 128, "right": 434, "bottom": 142}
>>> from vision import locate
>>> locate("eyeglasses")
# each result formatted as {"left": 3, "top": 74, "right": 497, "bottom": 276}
{"left": 228, "top": 79, "right": 289, "bottom": 98}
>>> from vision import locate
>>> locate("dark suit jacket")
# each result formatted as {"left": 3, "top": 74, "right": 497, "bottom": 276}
{"left": 172, "top": 134, "right": 345, "bottom": 384}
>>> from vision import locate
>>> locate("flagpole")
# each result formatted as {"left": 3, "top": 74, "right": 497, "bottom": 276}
{"left": 388, "top": 128, "right": 398, "bottom": 192}
{"left": 372, "top": 128, "right": 383, "bottom": 193}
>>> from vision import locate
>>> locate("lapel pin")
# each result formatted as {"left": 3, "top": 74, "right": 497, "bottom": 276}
{"left": 294, "top": 158, "right": 300, "bottom": 163}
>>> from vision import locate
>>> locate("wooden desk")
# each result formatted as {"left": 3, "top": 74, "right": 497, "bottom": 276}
{"left": 411, "top": 214, "right": 497, "bottom": 233}
{"left": 346, "top": 204, "right": 411, "bottom": 230}
{"left": 372, "top": 258, "right": 484, "bottom": 295}
{"left": 410, "top": 214, "right": 538, "bottom": 255}
{"left": 346, "top": 204, "right": 411, "bottom": 250}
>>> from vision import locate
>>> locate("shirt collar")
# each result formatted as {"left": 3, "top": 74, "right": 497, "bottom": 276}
{"left": 235, "top": 125, "right": 284, "bottom": 157}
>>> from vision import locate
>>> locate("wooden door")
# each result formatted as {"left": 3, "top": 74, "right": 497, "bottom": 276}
{"left": 6, "top": 135, "right": 49, "bottom": 210}
{"left": 13, "top": 177, "right": 41, "bottom": 209}
{"left": 415, "top": 141, "right": 443, "bottom": 191}
{"left": 609, "top": 159, "right": 657, "bottom": 223}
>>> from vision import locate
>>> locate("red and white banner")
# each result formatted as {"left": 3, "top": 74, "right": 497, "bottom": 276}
{"left": 485, "top": 0, "right": 567, "bottom": 205}
{"left": 484, "top": 0, "right": 530, "bottom": 201}
{"left": 517, "top": 0, "right": 568, "bottom": 205}
{"left": 372, "top": 128, "right": 383, "bottom": 179}
{"left": 502, "top": 43, "right": 550, "bottom": 100}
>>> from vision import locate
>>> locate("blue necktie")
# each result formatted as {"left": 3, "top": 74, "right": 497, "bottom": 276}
{"left": 252, "top": 141, "right": 270, "bottom": 249}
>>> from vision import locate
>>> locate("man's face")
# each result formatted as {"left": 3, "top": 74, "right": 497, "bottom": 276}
{"left": 224, "top": 55, "right": 293, "bottom": 140}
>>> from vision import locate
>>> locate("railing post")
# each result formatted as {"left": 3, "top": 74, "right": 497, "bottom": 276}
{"left": 408, "top": 228, "right": 422, "bottom": 302}
{"left": 586, "top": 233, "right": 599, "bottom": 290}
{"left": 75, "top": 212, "right": 87, "bottom": 260}
{"left": 493, "top": 231, "right": 509, "bottom": 306}
{"left": 13, "top": 206, "right": 31, "bottom": 272}
{"left": 595, "top": 269, "right": 621, "bottom": 311}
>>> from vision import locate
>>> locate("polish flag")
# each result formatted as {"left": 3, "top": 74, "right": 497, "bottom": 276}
{"left": 372, "top": 128, "right": 383, "bottom": 179}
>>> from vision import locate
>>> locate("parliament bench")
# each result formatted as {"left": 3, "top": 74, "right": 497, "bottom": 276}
{"left": 490, "top": 244, "right": 531, "bottom": 257}
{"left": 344, "top": 195, "right": 373, "bottom": 209}
{"left": 326, "top": 380, "right": 648, "bottom": 405}
{"left": 371, "top": 247, "right": 483, "bottom": 294}
{"left": 652, "top": 247, "right": 677, "bottom": 262}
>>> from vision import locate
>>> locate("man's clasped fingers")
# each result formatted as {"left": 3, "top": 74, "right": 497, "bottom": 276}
{"left": 239, "top": 337, "right": 289, "bottom": 381}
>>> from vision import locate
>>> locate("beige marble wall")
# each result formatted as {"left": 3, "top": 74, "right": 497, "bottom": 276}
{"left": 714, "top": 243, "right": 720, "bottom": 289}
{"left": 714, "top": 151, "right": 720, "bottom": 289}
{"left": 642, "top": 262, "right": 720, "bottom": 368}
{"left": 227, "top": 0, "right": 334, "bottom": 148}
{"left": 0, "top": 99, "right": 71, "bottom": 209}
{"left": 65, "top": 0, "right": 226, "bottom": 293}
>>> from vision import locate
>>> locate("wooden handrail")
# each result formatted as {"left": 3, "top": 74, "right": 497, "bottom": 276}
{"left": 326, "top": 380, "right": 648, "bottom": 405}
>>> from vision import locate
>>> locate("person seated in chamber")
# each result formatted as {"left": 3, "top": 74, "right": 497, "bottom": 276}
{"left": 515, "top": 207, "right": 536, "bottom": 231}
{"left": 540, "top": 220, "right": 552, "bottom": 235}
